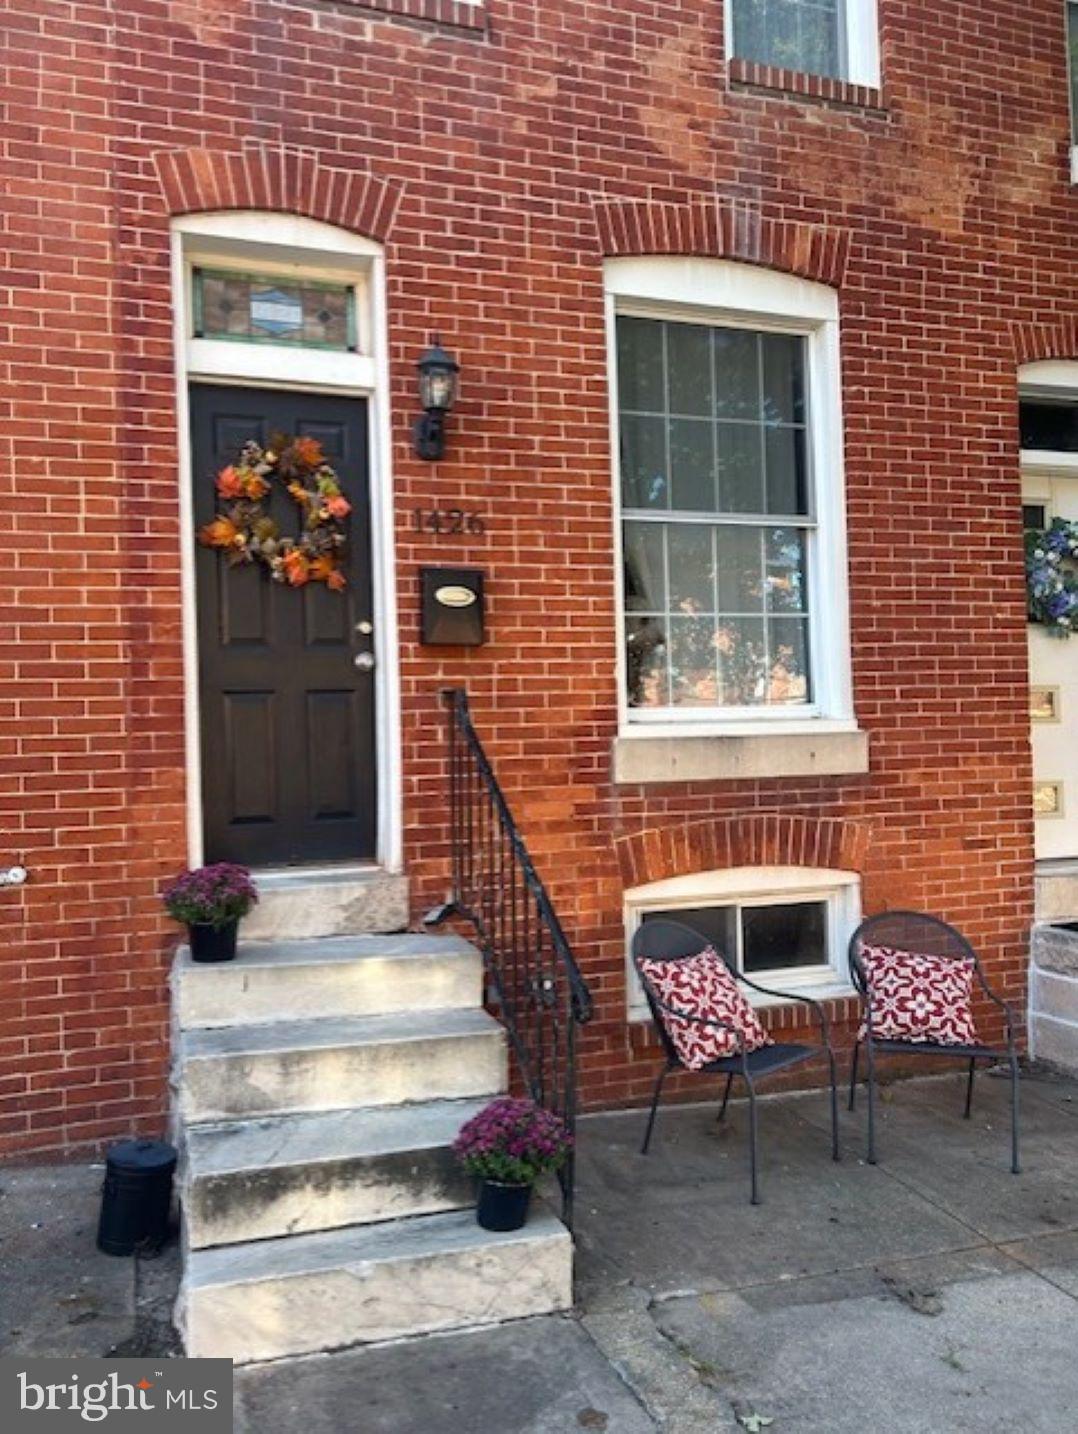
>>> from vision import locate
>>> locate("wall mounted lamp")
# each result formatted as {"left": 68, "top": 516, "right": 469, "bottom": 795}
{"left": 413, "top": 337, "right": 460, "bottom": 461}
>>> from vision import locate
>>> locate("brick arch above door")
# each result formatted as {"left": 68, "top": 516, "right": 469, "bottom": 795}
{"left": 615, "top": 813, "right": 873, "bottom": 889}
{"left": 154, "top": 145, "right": 401, "bottom": 242}
{"left": 591, "top": 196, "right": 850, "bottom": 288}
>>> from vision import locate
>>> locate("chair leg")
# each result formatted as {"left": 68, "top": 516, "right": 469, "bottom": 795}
{"left": 640, "top": 1063, "right": 669, "bottom": 1156}
{"left": 866, "top": 1037, "right": 878, "bottom": 1165}
{"left": 848, "top": 1039, "right": 861, "bottom": 1112}
{"left": 1009, "top": 1049, "right": 1021, "bottom": 1176}
{"left": 963, "top": 1057, "right": 976, "bottom": 1119}
{"left": 717, "top": 1071, "right": 734, "bottom": 1123}
{"left": 746, "top": 1075, "right": 761, "bottom": 1205}
{"left": 826, "top": 1046, "right": 841, "bottom": 1162}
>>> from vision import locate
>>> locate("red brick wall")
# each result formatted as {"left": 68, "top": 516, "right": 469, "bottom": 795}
{"left": 2, "top": 0, "right": 1074, "bottom": 1154}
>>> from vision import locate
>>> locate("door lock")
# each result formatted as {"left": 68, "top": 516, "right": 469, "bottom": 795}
{"left": 355, "top": 620, "right": 374, "bottom": 635}
{"left": 353, "top": 652, "right": 376, "bottom": 672}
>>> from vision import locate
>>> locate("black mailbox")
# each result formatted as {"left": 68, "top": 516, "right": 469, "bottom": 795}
{"left": 420, "top": 567, "right": 486, "bottom": 646}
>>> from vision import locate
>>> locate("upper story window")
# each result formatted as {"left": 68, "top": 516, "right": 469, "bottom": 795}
{"left": 728, "top": 0, "right": 881, "bottom": 88}
{"left": 619, "top": 317, "right": 811, "bottom": 713}
{"left": 608, "top": 258, "right": 854, "bottom": 731}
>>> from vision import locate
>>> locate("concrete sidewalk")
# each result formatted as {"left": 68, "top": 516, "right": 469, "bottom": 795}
{"left": 5, "top": 1069, "right": 1078, "bottom": 1432}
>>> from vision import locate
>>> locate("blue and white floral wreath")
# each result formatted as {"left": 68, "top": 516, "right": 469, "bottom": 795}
{"left": 1026, "top": 517, "right": 1078, "bottom": 637}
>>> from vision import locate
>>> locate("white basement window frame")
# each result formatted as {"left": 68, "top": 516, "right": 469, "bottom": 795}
{"left": 605, "top": 257, "right": 855, "bottom": 739}
{"left": 625, "top": 865, "right": 860, "bottom": 1021}
{"left": 726, "top": 0, "right": 881, "bottom": 89}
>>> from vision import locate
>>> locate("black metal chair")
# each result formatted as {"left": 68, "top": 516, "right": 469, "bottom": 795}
{"left": 632, "top": 918, "right": 840, "bottom": 1204}
{"left": 848, "top": 911, "right": 1020, "bottom": 1174}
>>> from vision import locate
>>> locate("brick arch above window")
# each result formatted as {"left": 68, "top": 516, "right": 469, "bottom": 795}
{"left": 154, "top": 146, "right": 401, "bottom": 242}
{"left": 592, "top": 197, "right": 850, "bottom": 289}
{"left": 615, "top": 814, "right": 873, "bottom": 889}
{"left": 1012, "top": 316, "right": 1078, "bottom": 367}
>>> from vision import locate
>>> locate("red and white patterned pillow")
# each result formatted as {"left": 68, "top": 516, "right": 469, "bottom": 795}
{"left": 858, "top": 944, "right": 980, "bottom": 1046}
{"left": 639, "top": 947, "right": 772, "bottom": 1071}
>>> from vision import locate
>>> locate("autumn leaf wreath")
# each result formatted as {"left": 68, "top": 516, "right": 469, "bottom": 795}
{"left": 198, "top": 435, "right": 351, "bottom": 590}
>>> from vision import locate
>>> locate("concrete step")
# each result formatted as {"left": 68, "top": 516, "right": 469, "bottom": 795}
{"left": 180, "top": 1205, "right": 573, "bottom": 1362}
{"left": 242, "top": 867, "right": 409, "bottom": 941}
{"left": 177, "top": 1009, "right": 507, "bottom": 1125}
{"left": 184, "top": 1098, "right": 486, "bottom": 1248}
{"left": 172, "top": 933, "right": 481, "bottom": 1030}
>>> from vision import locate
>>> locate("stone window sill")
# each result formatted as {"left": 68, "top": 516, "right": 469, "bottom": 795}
{"left": 728, "top": 57, "right": 884, "bottom": 113}
{"left": 613, "top": 725, "right": 870, "bottom": 785}
{"left": 335, "top": 0, "right": 487, "bottom": 31}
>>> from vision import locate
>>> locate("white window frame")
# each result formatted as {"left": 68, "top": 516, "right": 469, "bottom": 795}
{"left": 725, "top": 0, "right": 881, "bottom": 89}
{"left": 170, "top": 211, "right": 402, "bottom": 873}
{"left": 606, "top": 257, "right": 855, "bottom": 738}
{"left": 624, "top": 865, "right": 860, "bottom": 1020}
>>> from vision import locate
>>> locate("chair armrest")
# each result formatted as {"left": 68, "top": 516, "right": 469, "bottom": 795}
{"left": 976, "top": 976, "right": 1019, "bottom": 1045}
{"left": 736, "top": 973, "right": 833, "bottom": 1045}
{"left": 645, "top": 992, "right": 747, "bottom": 1054}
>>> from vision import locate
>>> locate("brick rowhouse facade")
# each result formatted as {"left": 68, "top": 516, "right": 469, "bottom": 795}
{"left": 2, "top": 0, "right": 1075, "bottom": 1156}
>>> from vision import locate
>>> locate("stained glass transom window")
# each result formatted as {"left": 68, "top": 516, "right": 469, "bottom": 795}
{"left": 193, "top": 269, "right": 357, "bottom": 351}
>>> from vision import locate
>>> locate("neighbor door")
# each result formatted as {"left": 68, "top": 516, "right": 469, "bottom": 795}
{"left": 191, "top": 385, "right": 376, "bottom": 866}
{"left": 1025, "top": 468, "right": 1078, "bottom": 861}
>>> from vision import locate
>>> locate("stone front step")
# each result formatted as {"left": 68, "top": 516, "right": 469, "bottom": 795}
{"left": 184, "top": 1098, "right": 485, "bottom": 1249}
{"left": 172, "top": 933, "right": 481, "bottom": 1030}
{"left": 242, "top": 867, "right": 409, "bottom": 941}
{"left": 177, "top": 1009, "right": 507, "bottom": 1125}
{"left": 180, "top": 1205, "right": 573, "bottom": 1363}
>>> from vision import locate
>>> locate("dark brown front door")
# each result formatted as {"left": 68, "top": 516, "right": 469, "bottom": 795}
{"left": 191, "top": 385, "right": 376, "bottom": 866}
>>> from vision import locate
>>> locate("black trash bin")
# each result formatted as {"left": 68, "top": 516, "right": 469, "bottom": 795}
{"left": 96, "top": 1138, "right": 177, "bottom": 1256}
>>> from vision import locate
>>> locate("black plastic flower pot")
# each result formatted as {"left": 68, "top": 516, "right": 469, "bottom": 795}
{"left": 188, "top": 919, "right": 239, "bottom": 964}
{"left": 476, "top": 1179, "right": 533, "bottom": 1232}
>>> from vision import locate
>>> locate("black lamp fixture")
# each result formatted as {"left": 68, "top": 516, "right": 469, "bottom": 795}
{"left": 413, "top": 336, "right": 460, "bottom": 461}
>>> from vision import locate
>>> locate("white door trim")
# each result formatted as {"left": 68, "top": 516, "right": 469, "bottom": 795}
{"left": 169, "top": 211, "right": 402, "bottom": 873}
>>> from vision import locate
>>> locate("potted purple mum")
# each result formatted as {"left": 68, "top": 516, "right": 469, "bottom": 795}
{"left": 453, "top": 1097, "right": 572, "bottom": 1232}
{"left": 163, "top": 863, "right": 258, "bottom": 964}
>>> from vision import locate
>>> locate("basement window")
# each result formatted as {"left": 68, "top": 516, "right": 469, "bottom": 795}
{"left": 625, "top": 866, "right": 859, "bottom": 1020}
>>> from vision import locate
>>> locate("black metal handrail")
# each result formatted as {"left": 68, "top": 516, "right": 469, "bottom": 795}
{"left": 432, "top": 688, "right": 593, "bottom": 1227}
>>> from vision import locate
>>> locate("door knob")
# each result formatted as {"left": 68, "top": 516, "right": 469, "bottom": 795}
{"left": 353, "top": 652, "right": 376, "bottom": 672}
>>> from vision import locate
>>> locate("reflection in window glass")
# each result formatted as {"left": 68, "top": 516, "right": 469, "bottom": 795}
{"left": 619, "top": 315, "right": 812, "bottom": 712}
{"left": 194, "top": 269, "right": 357, "bottom": 351}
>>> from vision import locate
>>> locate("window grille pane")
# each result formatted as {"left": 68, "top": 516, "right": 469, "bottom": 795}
{"left": 623, "top": 522, "right": 665, "bottom": 612}
{"left": 1020, "top": 400, "right": 1078, "bottom": 453}
{"left": 194, "top": 269, "right": 356, "bottom": 350}
{"left": 641, "top": 907, "right": 738, "bottom": 962}
{"left": 742, "top": 901, "right": 827, "bottom": 972}
{"left": 732, "top": 0, "right": 844, "bottom": 81}
{"left": 625, "top": 617, "right": 670, "bottom": 707}
{"left": 617, "top": 316, "right": 665, "bottom": 412}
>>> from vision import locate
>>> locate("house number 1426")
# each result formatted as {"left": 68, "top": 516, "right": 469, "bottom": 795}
{"left": 413, "top": 508, "right": 485, "bottom": 536}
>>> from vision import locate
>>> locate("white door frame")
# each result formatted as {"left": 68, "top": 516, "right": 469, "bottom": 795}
{"left": 169, "top": 211, "right": 402, "bottom": 873}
